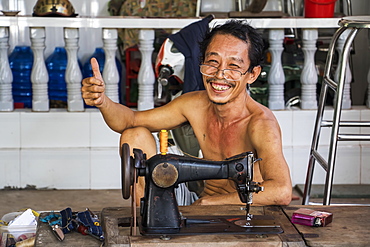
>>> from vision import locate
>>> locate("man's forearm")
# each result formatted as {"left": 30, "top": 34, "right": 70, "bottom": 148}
{"left": 98, "top": 97, "right": 135, "bottom": 134}
{"left": 251, "top": 180, "right": 292, "bottom": 206}
{"left": 194, "top": 181, "right": 291, "bottom": 206}
{"left": 194, "top": 191, "right": 244, "bottom": 205}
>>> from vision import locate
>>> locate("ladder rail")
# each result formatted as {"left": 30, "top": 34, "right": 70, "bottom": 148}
{"left": 338, "top": 134, "right": 370, "bottom": 141}
{"left": 323, "top": 27, "right": 359, "bottom": 205}
{"left": 322, "top": 26, "right": 347, "bottom": 81}
{"left": 321, "top": 120, "right": 370, "bottom": 127}
{"left": 311, "top": 150, "right": 328, "bottom": 172}
{"left": 302, "top": 83, "right": 330, "bottom": 205}
{"left": 302, "top": 21, "right": 368, "bottom": 205}
{"left": 302, "top": 24, "right": 344, "bottom": 205}
{"left": 323, "top": 77, "right": 338, "bottom": 92}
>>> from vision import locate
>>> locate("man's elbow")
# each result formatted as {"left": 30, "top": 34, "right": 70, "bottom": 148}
{"left": 279, "top": 194, "right": 292, "bottom": 206}
{"left": 275, "top": 186, "right": 292, "bottom": 205}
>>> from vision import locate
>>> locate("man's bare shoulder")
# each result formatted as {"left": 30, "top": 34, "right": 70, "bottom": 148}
{"left": 172, "top": 90, "right": 209, "bottom": 107}
{"left": 177, "top": 90, "right": 208, "bottom": 100}
{"left": 250, "top": 100, "right": 277, "bottom": 120}
{"left": 248, "top": 100, "right": 280, "bottom": 131}
{"left": 161, "top": 91, "right": 210, "bottom": 121}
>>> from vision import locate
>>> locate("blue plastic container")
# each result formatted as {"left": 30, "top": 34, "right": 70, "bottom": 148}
{"left": 9, "top": 46, "right": 33, "bottom": 108}
{"left": 46, "top": 47, "right": 68, "bottom": 106}
{"left": 46, "top": 47, "right": 83, "bottom": 108}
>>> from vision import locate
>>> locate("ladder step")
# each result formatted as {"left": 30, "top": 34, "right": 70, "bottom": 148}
{"left": 312, "top": 150, "right": 328, "bottom": 172}
{"left": 323, "top": 77, "right": 338, "bottom": 91}
{"left": 321, "top": 120, "right": 370, "bottom": 127}
{"left": 338, "top": 134, "right": 370, "bottom": 141}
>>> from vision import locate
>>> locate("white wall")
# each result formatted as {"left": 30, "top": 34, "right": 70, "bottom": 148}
{"left": 0, "top": 109, "right": 122, "bottom": 189}
{"left": 1, "top": 107, "right": 369, "bottom": 189}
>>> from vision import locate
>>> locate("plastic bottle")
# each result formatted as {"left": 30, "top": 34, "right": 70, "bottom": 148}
{"left": 9, "top": 46, "right": 33, "bottom": 108}
{"left": 82, "top": 48, "right": 105, "bottom": 79}
{"left": 46, "top": 47, "right": 68, "bottom": 108}
{"left": 46, "top": 47, "right": 83, "bottom": 108}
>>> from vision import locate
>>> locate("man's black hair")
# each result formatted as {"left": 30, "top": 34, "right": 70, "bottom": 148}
{"left": 199, "top": 19, "right": 264, "bottom": 72}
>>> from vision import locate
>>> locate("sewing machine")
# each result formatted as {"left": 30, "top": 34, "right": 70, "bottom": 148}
{"left": 121, "top": 142, "right": 283, "bottom": 236}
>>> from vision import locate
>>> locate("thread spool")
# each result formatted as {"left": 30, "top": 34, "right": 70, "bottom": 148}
{"left": 159, "top": 130, "right": 168, "bottom": 155}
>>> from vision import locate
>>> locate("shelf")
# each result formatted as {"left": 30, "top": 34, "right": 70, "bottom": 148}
{"left": 0, "top": 16, "right": 341, "bottom": 29}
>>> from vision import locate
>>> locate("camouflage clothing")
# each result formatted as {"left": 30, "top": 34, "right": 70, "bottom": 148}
{"left": 108, "top": 0, "right": 197, "bottom": 51}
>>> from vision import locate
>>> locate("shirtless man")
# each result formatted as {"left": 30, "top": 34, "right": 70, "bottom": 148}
{"left": 81, "top": 20, "right": 292, "bottom": 206}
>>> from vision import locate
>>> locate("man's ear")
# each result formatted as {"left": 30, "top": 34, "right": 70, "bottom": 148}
{"left": 246, "top": 65, "right": 262, "bottom": 84}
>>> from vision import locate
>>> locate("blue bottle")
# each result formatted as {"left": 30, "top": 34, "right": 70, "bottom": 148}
{"left": 9, "top": 46, "right": 33, "bottom": 108}
{"left": 46, "top": 47, "right": 83, "bottom": 108}
{"left": 46, "top": 47, "right": 68, "bottom": 107}
{"left": 82, "top": 48, "right": 105, "bottom": 79}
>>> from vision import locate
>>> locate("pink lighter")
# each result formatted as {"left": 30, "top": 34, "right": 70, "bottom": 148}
{"left": 291, "top": 208, "right": 333, "bottom": 227}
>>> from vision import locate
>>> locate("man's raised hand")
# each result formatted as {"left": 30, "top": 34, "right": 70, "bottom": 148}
{"left": 81, "top": 58, "right": 106, "bottom": 107}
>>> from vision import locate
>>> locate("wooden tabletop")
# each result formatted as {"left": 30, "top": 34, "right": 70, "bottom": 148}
{"left": 101, "top": 205, "right": 305, "bottom": 247}
{"left": 283, "top": 205, "right": 370, "bottom": 247}
{"left": 35, "top": 205, "right": 370, "bottom": 247}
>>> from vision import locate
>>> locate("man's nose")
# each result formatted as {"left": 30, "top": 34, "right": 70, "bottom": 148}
{"left": 215, "top": 68, "right": 225, "bottom": 79}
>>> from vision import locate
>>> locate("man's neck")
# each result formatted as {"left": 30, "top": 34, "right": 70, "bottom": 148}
{"left": 211, "top": 93, "right": 251, "bottom": 125}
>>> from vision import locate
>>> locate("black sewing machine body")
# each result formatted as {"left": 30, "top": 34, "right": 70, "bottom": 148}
{"left": 141, "top": 152, "right": 255, "bottom": 234}
{"left": 121, "top": 143, "right": 281, "bottom": 235}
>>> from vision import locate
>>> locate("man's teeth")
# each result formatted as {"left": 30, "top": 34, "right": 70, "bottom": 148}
{"left": 211, "top": 83, "right": 230, "bottom": 91}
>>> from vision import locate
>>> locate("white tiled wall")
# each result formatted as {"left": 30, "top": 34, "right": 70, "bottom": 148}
{"left": 361, "top": 109, "right": 370, "bottom": 145}
{"left": 361, "top": 145, "right": 370, "bottom": 184}
{"left": 20, "top": 148, "right": 91, "bottom": 189}
{"left": 20, "top": 111, "right": 90, "bottom": 148}
{"left": 90, "top": 112, "right": 120, "bottom": 148}
{"left": 290, "top": 110, "right": 316, "bottom": 146}
{"left": 0, "top": 107, "right": 369, "bottom": 189}
{"left": 0, "top": 149, "right": 20, "bottom": 187}
{"left": 0, "top": 112, "right": 20, "bottom": 148}
{"left": 90, "top": 148, "right": 121, "bottom": 189}
{"left": 0, "top": 109, "right": 120, "bottom": 189}
{"left": 273, "top": 106, "right": 370, "bottom": 186}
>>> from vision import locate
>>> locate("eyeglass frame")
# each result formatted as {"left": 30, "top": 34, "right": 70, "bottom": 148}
{"left": 199, "top": 64, "right": 249, "bottom": 81}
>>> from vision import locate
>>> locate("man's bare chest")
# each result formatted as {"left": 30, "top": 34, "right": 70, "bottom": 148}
{"left": 197, "top": 123, "right": 253, "bottom": 159}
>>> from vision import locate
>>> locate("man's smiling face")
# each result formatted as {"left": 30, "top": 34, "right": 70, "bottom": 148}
{"left": 202, "top": 33, "right": 252, "bottom": 105}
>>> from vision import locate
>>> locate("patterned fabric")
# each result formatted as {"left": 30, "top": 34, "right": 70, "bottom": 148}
{"left": 60, "top": 207, "right": 74, "bottom": 234}
{"left": 41, "top": 208, "right": 104, "bottom": 241}
{"left": 108, "top": 0, "right": 197, "bottom": 51}
{"left": 119, "top": 0, "right": 196, "bottom": 17}
{"left": 76, "top": 210, "right": 104, "bottom": 240}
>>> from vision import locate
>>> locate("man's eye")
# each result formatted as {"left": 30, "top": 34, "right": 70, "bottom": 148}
{"left": 206, "top": 60, "right": 218, "bottom": 65}
{"left": 229, "top": 64, "right": 240, "bottom": 69}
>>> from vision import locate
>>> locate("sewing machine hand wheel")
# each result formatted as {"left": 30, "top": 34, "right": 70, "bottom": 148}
{"left": 121, "top": 143, "right": 134, "bottom": 199}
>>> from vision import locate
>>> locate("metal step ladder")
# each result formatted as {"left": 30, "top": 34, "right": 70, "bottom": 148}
{"left": 302, "top": 16, "right": 370, "bottom": 205}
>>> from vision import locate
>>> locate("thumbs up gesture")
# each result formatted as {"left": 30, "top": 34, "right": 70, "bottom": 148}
{"left": 81, "top": 58, "right": 106, "bottom": 107}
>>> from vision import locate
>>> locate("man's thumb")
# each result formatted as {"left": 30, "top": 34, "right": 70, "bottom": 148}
{"left": 91, "top": 57, "right": 103, "bottom": 82}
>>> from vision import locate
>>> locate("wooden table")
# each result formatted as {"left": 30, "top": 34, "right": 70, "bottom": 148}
{"left": 101, "top": 205, "right": 305, "bottom": 247}
{"left": 35, "top": 205, "right": 370, "bottom": 247}
{"left": 284, "top": 205, "right": 370, "bottom": 247}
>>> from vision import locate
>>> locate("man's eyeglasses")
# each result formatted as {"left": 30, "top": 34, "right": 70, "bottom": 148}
{"left": 199, "top": 64, "right": 248, "bottom": 81}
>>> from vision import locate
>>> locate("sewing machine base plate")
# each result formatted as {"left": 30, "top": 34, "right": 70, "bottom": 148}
{"left": 140, "top": 215, "right": 283, "bottom": 235}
